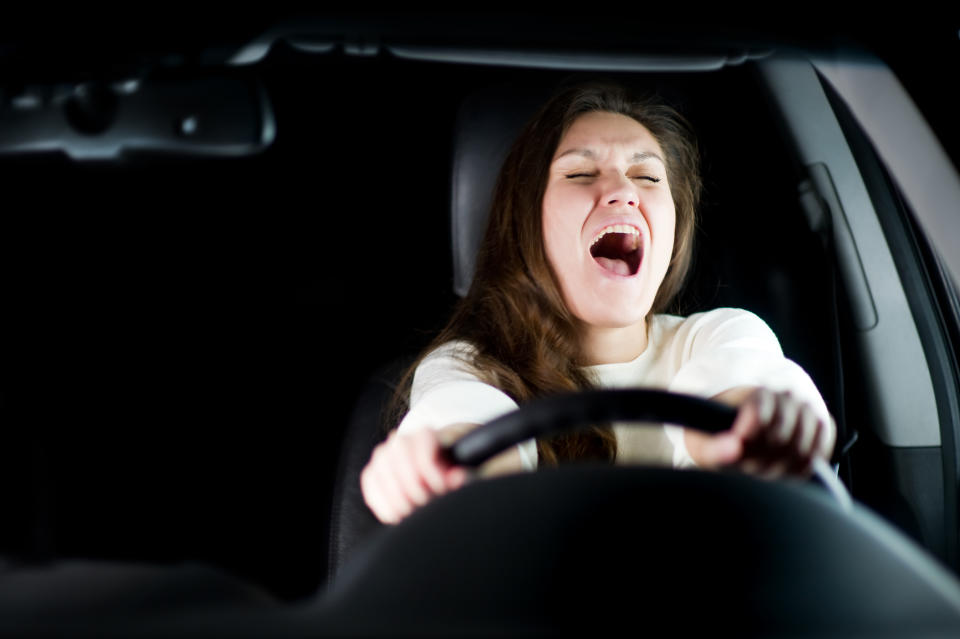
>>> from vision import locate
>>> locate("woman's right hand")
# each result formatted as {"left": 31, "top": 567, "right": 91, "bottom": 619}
{"left": 360, "top": 428, "right": 469, "bottom": 525}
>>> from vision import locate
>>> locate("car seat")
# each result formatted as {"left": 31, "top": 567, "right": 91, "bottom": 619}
{"left": 326, "top": 77, "right": 847, "bottom": 583}
{"left": 325, "top": 84, "right": 548, "bottom": 582}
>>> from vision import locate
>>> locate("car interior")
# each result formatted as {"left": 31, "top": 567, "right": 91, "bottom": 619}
{"left": 327, "top": 70, "right": 846, "bottom": 580}
{"left": 1, "top": 13, "right": 959, "bottom": 636}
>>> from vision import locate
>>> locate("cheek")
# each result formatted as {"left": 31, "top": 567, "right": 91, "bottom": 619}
{"left": 649, "top": 190, "right": 676, "bottom": 234}
{"left": 542, "top": 220, "right": 577, "bottom": 284}
{"left": 645, "top": 196, "right": 676, "bottom": 269}
{"left": 542, "top": 200, "right": 584, "bottom": 268}
{"left": 657, "top": 204, "right": 676, "bottom": 243}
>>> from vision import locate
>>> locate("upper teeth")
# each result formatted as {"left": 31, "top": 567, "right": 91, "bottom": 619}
{"left": 590, "top": 224, "right": 640, "bottom": 247}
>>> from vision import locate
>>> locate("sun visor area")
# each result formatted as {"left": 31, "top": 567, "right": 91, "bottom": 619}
{"left": 0, "top": 73, "right": 276, "bottom": 161}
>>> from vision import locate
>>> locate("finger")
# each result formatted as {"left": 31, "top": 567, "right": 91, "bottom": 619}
{"left": 373, "top": 439, "right": 421, "bottom": 523}
{"left": 390, "top": 434, "right": 432, "bottom": 509}
{"left": 734, "top": 388, "right": 774, "bottom": 440}
{"left": 778, "top": 407, "right": 826, "bottom": 478}
{"left": 361, "top": 456, "right": 403, "bottom": 524}
{"left": 796, "top": 405, "right": 820, "bottom": 458}
{"left": 782, "top": 414, "right": 814, "bottom": 476}
{"left": 798, "top": 417, "right": 825, "bottom": 474}
{"left": 409, "top": 429, "right": 448, "bottom": 496}
{"left": 730, "top": 391, "right": 757, "bottom": 439}
{"left": 755, "top": 399, "right": 810, "bottom": 476}
{"left": 444, "top": 466, "right": 469, "bottom": 490}
{"left": 820, "top": 416, "right": 838, "bottom": 461}
{"left": 770, "top": 392, "right": 800, "bottom": 446}
{"left": 378, "top": 461, "right": 415, "bottom": 524}
{"left": 360, "top": 447, "right": 388, "bottom": 519}
{"left": 697, "top": 432, "right": 743, "bottom": 468}
{"left": 362, "top": 479, "right": 396, "bottom": 525}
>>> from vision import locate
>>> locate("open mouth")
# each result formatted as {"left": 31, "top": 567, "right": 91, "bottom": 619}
{"left": 589, "top": 225, "right": 643, "bottom": 276}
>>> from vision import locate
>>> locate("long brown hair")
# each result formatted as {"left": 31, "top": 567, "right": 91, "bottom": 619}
{"left": 389, "top": 81, "right": 702, "bottom": 465}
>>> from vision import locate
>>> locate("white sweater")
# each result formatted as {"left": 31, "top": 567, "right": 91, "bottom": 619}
{"left": 397, "top": 308, "right": 831, "bottom": 471}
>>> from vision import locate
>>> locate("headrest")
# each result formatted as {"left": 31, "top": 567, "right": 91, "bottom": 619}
{"left": 449, "top": 84, "right": 549, "bottom": 297}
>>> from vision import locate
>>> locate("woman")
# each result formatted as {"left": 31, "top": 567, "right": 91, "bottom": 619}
{"left": 361, "top": 81, "right": 836, "bottom": 525}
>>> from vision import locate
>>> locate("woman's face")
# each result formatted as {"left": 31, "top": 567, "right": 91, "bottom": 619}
{"left": 542, "top": 111, "right": 676, "bottom": 329}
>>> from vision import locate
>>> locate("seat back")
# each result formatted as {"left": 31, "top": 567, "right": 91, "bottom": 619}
{"left": 326, "top": 84, "right": 550, "bottom": 581}
{"left": 450, "top": 84, "right": 550, "bottom": 296}
{"left": 326, "top": 361, "right": 406, "bottom": 582}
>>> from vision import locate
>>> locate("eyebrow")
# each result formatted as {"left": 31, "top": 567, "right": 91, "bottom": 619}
{"left": 554, "top": 148, "right": 666, "bottom": 165}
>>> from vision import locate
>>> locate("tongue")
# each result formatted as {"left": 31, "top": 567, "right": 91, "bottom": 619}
{"left": 595, "top": 256, "right": 633, "bottom": 276}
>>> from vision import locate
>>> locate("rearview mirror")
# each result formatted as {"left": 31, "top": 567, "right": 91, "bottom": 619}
{"left": 0, "top": 72, "right": 275, "bottom": 160}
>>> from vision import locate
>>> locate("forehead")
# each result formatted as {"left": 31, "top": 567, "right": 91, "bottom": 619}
{"left": 554, "top": 111, "right": 663, "bottom": 160}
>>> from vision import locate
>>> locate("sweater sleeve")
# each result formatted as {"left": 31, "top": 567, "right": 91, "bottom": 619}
{"left": 396, "top": 342, "right": 537, "bottom": 471}
{"left": 663, "top": 308, "right": 833, "bottom": 467}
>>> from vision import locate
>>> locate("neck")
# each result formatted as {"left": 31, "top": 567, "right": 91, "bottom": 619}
{"left": 579, "top": 318, "right": 649, "bottom": 366}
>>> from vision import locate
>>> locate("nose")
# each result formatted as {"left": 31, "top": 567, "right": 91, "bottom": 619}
{"left": 600, "top": 174, "right": 638, "bottom": 208}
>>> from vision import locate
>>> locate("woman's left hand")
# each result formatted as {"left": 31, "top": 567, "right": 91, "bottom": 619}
{"left": 685, "top": 387, "right": 837, "bottom": 477}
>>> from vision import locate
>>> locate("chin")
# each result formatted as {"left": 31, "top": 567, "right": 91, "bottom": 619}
{"left": 563, "top": 284, "right": 655, "bottom": 330}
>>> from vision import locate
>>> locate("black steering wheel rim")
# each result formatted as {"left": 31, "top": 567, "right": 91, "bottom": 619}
{"left": 445, "top": 388, "right": 737, "bottom": 467}
{"left": 443, "top": 387, "right": 852, "bottom": 508}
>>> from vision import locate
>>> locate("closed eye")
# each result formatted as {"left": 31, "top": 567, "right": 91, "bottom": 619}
{"left": 565, "top": 172, "right": 661, "bottom": 183}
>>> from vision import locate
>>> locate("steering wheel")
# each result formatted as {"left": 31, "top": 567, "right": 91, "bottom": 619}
{"left": 443, "top": 388, "right": 850, "bottom": 506}
{"left": 446, "top": 388, "right": 734, "bottom": 465}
